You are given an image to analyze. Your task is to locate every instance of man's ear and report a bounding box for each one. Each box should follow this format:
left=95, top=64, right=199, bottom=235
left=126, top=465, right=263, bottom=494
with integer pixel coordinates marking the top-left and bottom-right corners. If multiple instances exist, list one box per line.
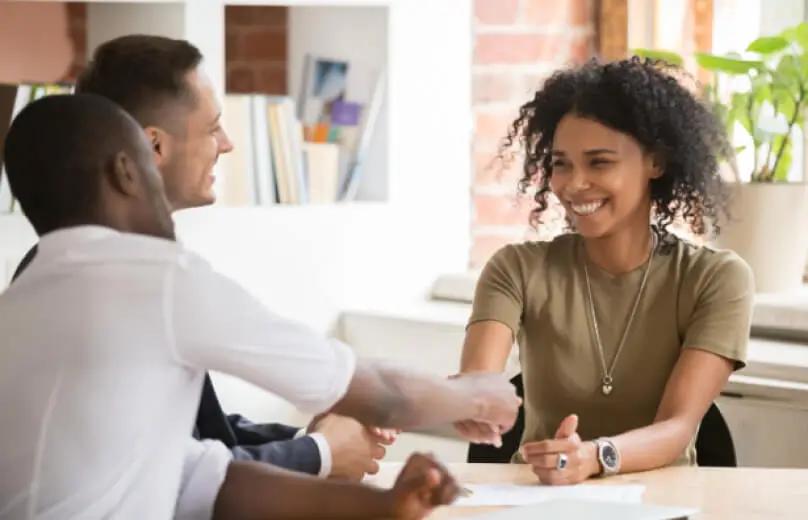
left=143, top=126, right=170, bottom=166
left=104, top=151, right=140, bottom=198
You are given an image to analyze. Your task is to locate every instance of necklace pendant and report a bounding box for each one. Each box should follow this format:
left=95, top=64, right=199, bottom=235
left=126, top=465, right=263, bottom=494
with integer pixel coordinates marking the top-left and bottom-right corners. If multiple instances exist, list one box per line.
left=601, top=382, right=613, bottom=396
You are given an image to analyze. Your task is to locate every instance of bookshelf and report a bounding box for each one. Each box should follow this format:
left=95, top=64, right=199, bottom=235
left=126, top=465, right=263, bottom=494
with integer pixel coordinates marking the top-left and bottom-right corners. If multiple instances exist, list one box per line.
left=220, top=4, right=389, bottom=206
left=3, top=0, right=473, bottom=318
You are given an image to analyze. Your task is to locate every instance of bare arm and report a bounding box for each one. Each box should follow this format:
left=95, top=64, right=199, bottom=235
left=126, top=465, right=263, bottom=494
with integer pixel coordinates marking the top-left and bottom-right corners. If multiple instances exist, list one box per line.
left=213, top=453, right=458, bottom=520
left=583, top=349, right=734, bottom=475
left=327, top=360, right=517, bottom=433
left=213, top=460, right=391, bottom=520
left=598, top=256, right=753, bottom=474
left=460, top=321, right=514, bottom=373
left=170, top=258, right=517, bottom=434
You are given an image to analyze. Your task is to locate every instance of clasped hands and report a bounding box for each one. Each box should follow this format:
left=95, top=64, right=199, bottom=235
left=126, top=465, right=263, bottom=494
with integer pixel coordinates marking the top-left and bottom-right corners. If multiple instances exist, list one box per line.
left=308, top=414, right=400, bottom=482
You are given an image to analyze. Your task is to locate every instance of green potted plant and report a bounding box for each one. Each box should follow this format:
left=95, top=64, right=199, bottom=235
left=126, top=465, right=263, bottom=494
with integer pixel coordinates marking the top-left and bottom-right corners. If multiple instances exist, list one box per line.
left=635, top=22, right=808, bottom=293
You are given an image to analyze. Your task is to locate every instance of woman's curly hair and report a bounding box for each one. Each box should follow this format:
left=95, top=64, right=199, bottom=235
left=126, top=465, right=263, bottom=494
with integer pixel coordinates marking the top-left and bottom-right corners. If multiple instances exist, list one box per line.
left=500, top=56, right=733, bottom=246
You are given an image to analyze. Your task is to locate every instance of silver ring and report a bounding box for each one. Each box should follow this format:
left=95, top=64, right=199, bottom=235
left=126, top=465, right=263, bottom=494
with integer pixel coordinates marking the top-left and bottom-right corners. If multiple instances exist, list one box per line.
left=556, top=453, right=568, bottom=471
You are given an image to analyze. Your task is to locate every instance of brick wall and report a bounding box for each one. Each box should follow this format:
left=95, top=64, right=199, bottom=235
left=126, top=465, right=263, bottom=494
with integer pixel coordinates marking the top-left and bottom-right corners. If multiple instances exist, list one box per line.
left=63, top=3, right=289, bottom=95
left=470, top=0, right=596, bottom=268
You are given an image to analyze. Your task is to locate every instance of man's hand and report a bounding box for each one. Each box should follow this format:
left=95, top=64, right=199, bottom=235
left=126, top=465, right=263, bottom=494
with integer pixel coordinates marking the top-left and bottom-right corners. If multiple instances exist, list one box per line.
left=387, top=453, right=460, bottom=519
left=450, top=372, right=521, bottom=445
left=310, top=414, right=387, bottom=482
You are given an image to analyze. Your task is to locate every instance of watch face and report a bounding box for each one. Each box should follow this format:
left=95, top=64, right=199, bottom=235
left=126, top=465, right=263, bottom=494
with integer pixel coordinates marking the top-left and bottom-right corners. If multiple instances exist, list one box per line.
left=601, top=444, right=618, bottom=468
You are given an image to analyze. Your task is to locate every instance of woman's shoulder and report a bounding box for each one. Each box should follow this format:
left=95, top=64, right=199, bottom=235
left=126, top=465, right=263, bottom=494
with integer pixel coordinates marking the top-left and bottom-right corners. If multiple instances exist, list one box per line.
left=485, top=233, right=579, bottom=272
left=666, top=233, right=754, bottom=292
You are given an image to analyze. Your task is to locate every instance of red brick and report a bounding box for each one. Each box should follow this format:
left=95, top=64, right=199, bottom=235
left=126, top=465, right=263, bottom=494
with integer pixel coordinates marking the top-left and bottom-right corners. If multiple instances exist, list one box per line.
left=227, top=67, right=257, bottom=94
left=474, top=149, right=524, bottom=185
left=475, top=0, right=520, bottom=25
left=470, top=233, right=520, bottom=268
left=257, top=65, right=287, bottom=95
left=474, top=193, right=535, bottom=227
left=225, top=32, right=243, bottom=63
left=226, top=6, right=287, bottom=28
left=566, top=33, right=593, bottom=63
left=523, top=0, right=591, bottom=27
left=475, top=71, right=551, bottom=107
left=241, top=29, right=286, bottom=62
left=473, top=72, right=517, bottom=104
left=516, top=72, right=549, bottom=99
left=475, top=109, right=518, bottom=146
left=475, top=33, right=561, bottom=65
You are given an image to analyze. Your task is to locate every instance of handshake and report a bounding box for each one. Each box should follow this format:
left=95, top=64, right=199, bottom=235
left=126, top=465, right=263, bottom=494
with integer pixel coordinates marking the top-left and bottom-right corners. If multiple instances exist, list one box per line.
left=448, top=372, right=522, bottom=447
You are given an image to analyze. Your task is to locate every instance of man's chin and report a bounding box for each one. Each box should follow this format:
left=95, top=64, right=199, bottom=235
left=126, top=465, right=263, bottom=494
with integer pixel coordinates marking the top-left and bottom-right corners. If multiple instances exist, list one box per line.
left=171, top=194, right=216, bottom=212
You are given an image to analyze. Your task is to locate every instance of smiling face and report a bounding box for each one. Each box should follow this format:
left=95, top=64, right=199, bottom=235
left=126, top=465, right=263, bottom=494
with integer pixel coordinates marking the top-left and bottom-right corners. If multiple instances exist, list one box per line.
left=148, top=67, right=234, bottom=210
left=548, top=114, right=661, bottom=239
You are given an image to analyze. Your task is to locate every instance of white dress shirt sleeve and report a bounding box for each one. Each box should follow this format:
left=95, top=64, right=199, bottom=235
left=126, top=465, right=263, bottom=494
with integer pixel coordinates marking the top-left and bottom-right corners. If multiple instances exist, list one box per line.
left=294, top=428, right=333, bottom=478
left=165, top=256, right=357, bottom=415
left=174, top=439, right=233, bottom=520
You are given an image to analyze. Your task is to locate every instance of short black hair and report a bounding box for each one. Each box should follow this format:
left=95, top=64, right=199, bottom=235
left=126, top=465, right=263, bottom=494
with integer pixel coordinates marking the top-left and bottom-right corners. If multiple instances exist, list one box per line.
left=3, top=93, right=145, bottom=235
left=75, top=34, right=203, bottom=131
left=501, top=56, right=732, bottom=246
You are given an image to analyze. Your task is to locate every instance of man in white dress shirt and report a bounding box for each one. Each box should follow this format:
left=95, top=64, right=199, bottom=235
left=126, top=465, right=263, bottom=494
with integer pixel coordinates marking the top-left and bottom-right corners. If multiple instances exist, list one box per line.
left=8, top=33, right=388, bottom=483
left=0, top=94, right=518, bottom=518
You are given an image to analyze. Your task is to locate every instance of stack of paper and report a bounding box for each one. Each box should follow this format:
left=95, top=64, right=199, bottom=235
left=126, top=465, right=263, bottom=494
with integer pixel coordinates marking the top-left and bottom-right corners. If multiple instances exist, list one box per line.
left=454, top=483, right=646, bottom=507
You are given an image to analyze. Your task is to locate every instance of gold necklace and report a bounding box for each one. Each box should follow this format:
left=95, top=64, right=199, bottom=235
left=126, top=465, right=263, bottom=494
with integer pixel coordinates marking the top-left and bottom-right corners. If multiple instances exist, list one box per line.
left=582, top=231, right=657, bottom=396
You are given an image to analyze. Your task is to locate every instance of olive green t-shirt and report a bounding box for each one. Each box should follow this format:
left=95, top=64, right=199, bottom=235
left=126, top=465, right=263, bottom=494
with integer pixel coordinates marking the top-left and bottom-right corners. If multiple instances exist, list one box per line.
left=468, top=233, right=754, bottom=466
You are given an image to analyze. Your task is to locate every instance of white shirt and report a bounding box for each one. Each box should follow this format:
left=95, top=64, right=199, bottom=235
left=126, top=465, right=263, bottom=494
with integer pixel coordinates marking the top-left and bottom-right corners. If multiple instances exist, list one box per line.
left=174, top=440, right=232, bottom=520
left=0, top=226, right=356, bottom=520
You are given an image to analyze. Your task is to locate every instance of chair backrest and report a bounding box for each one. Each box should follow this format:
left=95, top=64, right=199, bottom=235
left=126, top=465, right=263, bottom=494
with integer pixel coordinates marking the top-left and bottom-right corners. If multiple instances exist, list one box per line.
left=695, top=400, right=737, bottom=467
left=467, top=373, right=525, bottom=464
left=466, top=373, right=737, bottom=467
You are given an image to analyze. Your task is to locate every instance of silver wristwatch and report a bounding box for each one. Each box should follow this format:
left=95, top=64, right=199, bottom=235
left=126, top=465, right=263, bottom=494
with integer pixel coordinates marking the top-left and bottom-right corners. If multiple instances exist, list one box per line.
left=594, top=437, right=621, bottom=477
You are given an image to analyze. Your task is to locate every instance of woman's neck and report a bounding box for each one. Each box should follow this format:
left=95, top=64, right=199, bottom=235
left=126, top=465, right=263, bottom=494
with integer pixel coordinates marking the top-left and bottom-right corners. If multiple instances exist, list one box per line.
left=583, top=224, right=654, bottom=276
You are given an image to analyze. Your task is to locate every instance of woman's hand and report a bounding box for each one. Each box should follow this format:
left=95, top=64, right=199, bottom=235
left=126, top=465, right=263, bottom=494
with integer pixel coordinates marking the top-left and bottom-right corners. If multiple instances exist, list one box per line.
left=453, top=419, right=502, bottom=446
left=520, top=414, right=600, bottom=485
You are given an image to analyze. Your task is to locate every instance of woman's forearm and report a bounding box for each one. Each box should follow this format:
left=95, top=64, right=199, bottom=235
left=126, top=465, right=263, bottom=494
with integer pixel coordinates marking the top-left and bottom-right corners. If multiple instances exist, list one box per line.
left=587, top=418, right=693, bottom=476
left=213, top=460, right=393, bottom=519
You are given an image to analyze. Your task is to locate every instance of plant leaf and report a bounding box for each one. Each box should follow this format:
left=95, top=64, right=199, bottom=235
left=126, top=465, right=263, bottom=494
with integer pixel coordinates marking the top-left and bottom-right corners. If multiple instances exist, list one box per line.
left=746, top=36, right=790, bottom=54
left=695, top=53, right=763, bottom=74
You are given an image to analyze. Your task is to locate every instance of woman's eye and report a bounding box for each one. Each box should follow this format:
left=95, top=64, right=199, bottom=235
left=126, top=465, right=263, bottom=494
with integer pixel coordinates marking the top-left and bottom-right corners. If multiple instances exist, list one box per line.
left=591, top=159, right=611, bottom=167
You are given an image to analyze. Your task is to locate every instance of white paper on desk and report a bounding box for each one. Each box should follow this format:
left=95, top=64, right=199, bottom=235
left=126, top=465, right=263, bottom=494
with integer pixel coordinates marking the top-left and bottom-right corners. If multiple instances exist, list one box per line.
left=454, top=484, right=646, bottom=507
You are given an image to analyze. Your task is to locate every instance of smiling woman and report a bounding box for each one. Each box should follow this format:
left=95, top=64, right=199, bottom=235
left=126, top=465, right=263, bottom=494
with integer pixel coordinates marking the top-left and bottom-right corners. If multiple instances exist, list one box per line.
left=456, top=56, right=756, bottom=486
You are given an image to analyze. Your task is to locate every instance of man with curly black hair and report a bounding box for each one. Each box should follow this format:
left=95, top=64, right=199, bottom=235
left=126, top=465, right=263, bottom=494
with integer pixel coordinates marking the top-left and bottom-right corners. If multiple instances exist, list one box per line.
left=455, top=56, right=754, bottom=485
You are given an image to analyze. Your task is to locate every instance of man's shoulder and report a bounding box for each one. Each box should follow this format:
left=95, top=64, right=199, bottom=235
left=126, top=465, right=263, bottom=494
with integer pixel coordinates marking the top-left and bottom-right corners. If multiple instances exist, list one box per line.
left=83, top=233, right=212, bottom=272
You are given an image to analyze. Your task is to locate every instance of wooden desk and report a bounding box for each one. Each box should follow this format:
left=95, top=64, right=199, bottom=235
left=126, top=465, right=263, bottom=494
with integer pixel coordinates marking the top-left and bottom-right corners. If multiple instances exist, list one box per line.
left=367, top=463, right=808, bottom=519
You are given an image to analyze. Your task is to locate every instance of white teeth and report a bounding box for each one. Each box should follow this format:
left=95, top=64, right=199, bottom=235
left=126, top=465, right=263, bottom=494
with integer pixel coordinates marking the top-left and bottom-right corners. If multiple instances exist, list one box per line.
left=570, top=200, right=605, bottom=215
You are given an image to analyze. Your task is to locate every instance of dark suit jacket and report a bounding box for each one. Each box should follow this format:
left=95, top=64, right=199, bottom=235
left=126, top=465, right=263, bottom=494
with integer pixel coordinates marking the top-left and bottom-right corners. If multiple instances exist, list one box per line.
left=12, top=243, right=322, bottom=475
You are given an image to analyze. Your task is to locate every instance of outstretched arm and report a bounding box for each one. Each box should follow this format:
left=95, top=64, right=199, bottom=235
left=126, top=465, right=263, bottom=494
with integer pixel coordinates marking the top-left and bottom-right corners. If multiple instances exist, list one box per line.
left=169, top=257, right=519, bottom=438
left=327, top=360, right=513, bottom=431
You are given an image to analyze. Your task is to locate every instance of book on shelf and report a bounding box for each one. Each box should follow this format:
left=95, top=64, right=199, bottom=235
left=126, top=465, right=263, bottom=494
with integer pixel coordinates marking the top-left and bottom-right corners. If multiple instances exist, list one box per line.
left=0, top=82, right=76, bottom=214
left=220, top=54, right=385, bottom=207
left=296, top=52, right=386, bottom=202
